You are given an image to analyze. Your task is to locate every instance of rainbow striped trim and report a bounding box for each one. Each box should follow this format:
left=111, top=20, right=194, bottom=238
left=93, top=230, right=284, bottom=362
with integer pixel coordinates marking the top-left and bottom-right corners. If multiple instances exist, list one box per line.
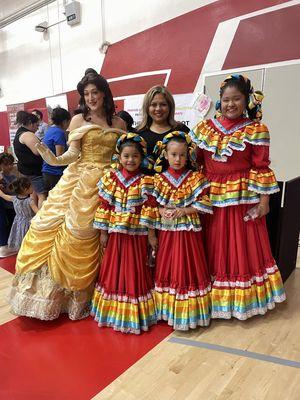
left=190, top=120, right=270, bottom=162
left=152, top=171, right=211, bottom=209
left=154, top=285, right=211, bottom=330
left=91, top=286, right=157, bottom=334
left=141, top=213, right=203, bottom=232
left=140, top=171, right=212, bottom=231
left=211, top=265, right=286, bottom=320
left=97, top=171, right=153, bottom=212
left=209, top=177, right=259, bottom=207
left=248, top=169, right=280, bottom=194
left=208, top=172, right=279, bottom=207
left=93, top=209, right=148, bottom=235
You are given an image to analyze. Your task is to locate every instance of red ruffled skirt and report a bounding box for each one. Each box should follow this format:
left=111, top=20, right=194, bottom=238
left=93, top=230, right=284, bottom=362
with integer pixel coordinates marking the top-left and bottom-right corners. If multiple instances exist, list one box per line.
left=91, top=233, right=156, bottom=334
left=203, top=204, right=286, bottom=320
left=155, top=230, right=211, bottom=330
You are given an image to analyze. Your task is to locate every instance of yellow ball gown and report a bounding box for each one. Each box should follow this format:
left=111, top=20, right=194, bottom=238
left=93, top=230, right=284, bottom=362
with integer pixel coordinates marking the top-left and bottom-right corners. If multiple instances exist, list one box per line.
left=9, top=125, right=122, bottom=320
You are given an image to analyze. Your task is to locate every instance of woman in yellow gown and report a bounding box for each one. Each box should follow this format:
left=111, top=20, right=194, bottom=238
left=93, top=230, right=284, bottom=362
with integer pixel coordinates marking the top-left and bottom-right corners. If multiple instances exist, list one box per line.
left=9, top=69, right=126, bottom=320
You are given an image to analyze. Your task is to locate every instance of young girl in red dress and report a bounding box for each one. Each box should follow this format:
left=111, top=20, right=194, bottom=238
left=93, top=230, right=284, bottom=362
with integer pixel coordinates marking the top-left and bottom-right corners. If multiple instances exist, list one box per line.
left=190, top=74, right=286, bottom=320
left=141, top=131, right=212, bottom=330
left=91, top=133, right=157, bottom=334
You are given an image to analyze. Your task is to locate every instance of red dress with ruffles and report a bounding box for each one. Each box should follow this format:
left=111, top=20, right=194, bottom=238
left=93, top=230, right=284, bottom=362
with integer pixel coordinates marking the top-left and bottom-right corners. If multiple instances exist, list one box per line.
left=91, top=168, right=156, bottom=334
left=190, top=116, right=286, bottom=320
left=141, top=167, right=212, bottom=330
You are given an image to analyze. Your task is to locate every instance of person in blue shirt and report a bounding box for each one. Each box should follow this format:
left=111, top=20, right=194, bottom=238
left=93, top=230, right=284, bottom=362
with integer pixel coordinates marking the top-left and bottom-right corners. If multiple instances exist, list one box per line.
left=42, top=107, right=71, bottom=193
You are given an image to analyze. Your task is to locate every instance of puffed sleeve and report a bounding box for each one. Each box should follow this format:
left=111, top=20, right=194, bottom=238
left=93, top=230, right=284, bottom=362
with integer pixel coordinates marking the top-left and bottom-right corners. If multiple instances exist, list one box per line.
left=140, top=177, right=161, bottom=229
left=188, top=172, right=213, bottom=214
left=248, top=137, right=279, bottom=194
left=93, top=173, right=114, bottom=230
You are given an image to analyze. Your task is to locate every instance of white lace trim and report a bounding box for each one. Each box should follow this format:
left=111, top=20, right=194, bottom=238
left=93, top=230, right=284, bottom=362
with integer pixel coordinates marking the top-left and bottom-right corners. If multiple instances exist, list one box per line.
left=157, top=314, right=210, bottom=330
left=248, top=184, right=280, bottom=195
left=8, top=266, right=92, bottom=321
left=155, top=284, right=211, bottom=299
left=94, top=285, right=155, bottom=304
left=91, top=318, right=157, bottom=335
left=212, top=265, right=281, bottom=288
left=212, top=293, right=286, bottom=321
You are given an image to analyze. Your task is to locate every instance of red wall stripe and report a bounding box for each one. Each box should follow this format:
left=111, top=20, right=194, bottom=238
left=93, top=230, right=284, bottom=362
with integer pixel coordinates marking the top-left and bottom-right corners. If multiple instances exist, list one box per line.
left=25, top=98, right=46, bottom=110
left=223, top=4, right=300, bottom=69
left=0, top=112, right=9, bottom=146
left=101, top=0, right=288, bottom=95
left=109, top=74, right=167, bottom=98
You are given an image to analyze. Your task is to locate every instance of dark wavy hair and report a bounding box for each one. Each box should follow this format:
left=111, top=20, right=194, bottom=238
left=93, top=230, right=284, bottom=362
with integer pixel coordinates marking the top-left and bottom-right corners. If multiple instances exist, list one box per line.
left=16, top=111, right=39, bottom=126
left=0, top=153, right=14, bottom=166
left=77, top=68, right=115, bottom=126
left=8, top=177, right=31, bottom=195
left=51, top=107, right=71, bottom=126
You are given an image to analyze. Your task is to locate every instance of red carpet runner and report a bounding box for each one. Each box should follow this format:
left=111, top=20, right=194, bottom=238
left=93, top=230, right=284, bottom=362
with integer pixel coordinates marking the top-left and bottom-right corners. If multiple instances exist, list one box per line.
left=0, top=257, right=172, bottom=399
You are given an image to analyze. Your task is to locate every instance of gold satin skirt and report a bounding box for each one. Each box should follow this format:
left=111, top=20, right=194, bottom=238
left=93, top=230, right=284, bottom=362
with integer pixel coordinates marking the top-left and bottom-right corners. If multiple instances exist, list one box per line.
left=9, top=161, right=104, bottom=320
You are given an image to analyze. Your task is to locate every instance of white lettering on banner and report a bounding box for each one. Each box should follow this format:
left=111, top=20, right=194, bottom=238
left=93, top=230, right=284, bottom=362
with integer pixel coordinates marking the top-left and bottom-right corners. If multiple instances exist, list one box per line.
left=6, top=103, right=24, bottom=147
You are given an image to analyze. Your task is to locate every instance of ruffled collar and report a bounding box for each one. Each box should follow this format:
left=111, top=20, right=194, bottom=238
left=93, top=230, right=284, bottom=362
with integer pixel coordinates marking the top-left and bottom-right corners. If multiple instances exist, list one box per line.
left=211, top=116, right=252, bottom=135
left=167, top=166, right=187, bottom=179
left=116, top=167, right=142, bottom=189
left=189, top=119, right=269, bottom=162
left=120, top=167, right=141, bottom=180
left=162, top=168, right=191, bottom=188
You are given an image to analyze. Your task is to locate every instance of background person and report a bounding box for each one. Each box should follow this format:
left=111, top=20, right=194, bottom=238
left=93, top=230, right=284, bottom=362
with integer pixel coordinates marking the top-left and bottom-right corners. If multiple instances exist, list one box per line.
left=32, top=109, right=48, bottom=140
left=42, top=107, right=71, bottom=193
left=137, top=85, right=189, bottom=160
left=0, top=177, right=38, bottom=251
left=13, top=111, right=47, bottom=208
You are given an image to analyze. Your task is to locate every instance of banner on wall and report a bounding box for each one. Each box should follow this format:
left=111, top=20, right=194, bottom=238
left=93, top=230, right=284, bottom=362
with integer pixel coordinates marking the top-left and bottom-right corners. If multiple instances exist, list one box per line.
left=124, top=93, right=211, bottom=130
left=6, top=103, right=25, bottom=146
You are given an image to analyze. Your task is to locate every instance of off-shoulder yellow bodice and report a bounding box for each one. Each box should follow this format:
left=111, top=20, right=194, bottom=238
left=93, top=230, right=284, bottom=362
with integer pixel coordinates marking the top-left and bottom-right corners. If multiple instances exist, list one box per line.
left=79, top=128, right=120, bottom=166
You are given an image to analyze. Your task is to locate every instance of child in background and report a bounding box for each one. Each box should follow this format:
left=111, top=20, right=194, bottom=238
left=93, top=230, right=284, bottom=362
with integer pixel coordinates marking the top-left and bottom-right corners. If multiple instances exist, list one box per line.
left=141, top=131, right=212, bottom=331
left=0, top=177, right=38, bottom=251
left=0, top=153, right=17, bottom=257
left=190, top=74, right=286, bottom=320
left=91, top=133, right=157, bottom=334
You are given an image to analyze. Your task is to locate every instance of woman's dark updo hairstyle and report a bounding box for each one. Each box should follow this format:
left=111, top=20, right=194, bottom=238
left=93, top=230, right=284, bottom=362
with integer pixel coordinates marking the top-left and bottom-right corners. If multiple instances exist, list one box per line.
left=77, top=68, right=115, bottom=126
left=8, top=177, right=31, bottom=195
left=117, top=111, right=135, bottom=132
left=16, top=111, right=39, bottom=126
left=51, top=107, right=71, bottom=126
left=220, top=75, right=257, bottom=120
left=119, top=139, right=144, bottom=158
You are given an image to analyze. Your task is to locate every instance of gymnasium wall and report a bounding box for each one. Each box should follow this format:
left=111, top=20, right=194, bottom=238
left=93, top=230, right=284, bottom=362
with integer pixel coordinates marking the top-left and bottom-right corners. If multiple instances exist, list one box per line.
left=0, top=0, right=299, bottom=155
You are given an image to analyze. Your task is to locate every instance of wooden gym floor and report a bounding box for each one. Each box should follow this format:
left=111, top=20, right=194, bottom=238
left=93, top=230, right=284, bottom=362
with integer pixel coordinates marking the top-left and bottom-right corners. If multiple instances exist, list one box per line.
left=0, top=255, right=299, bottom=400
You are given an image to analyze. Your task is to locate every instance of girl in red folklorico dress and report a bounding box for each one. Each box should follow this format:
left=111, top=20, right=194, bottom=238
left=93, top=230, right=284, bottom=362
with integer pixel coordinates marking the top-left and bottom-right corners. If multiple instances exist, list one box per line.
left=141, top=131, right=213, bottom=330
left=91, top=133, right=157, bottom=334
left=190, top=74, right=286, bottom=320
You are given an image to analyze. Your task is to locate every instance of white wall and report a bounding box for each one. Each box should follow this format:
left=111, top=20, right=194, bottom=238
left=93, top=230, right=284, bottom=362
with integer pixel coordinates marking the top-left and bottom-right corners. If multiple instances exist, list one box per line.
left=0, top=0, right=217, bottom=110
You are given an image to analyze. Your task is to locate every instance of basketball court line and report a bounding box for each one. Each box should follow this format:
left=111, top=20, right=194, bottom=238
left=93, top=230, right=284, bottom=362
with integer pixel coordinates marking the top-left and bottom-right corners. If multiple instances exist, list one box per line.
left=168, top=336, right=300, bottom=369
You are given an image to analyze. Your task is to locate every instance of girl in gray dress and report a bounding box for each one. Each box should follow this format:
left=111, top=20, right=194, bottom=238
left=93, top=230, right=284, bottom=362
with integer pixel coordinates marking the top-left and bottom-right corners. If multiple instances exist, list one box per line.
left=0, top=178, right=38, bottom=251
